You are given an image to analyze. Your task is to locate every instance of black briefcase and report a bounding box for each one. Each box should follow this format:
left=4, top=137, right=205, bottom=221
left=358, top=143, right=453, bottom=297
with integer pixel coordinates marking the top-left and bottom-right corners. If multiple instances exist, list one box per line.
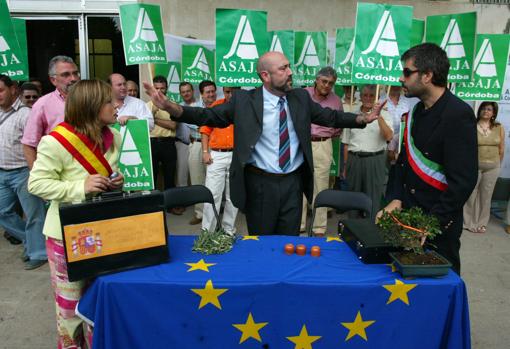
left=59, top=190, right=169, bottom=282
left=338, top=218, right=398, bottom=264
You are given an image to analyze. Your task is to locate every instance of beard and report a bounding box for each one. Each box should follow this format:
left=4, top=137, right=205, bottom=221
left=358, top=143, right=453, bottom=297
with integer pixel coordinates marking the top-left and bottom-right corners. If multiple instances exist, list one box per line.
left=401, top=82, right=423, bottom=99
left=271, top=76, right=293, bottom=93
left=62, top=80, right=77, bottom=94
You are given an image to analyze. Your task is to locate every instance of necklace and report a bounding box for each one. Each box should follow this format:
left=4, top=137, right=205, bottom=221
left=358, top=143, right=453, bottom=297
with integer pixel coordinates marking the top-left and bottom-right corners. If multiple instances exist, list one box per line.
left=477, top=123, right=491, bottom=136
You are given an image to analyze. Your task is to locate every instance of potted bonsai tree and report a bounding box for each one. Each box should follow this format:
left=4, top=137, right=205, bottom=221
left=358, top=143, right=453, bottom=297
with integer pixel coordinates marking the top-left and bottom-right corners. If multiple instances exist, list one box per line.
left=377, top=207, right=451, bottom=277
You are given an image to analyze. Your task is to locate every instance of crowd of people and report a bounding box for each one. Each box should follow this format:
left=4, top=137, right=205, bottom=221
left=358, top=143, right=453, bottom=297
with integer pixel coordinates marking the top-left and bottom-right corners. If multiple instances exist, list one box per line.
left=0, top=43, right=508, bottom=347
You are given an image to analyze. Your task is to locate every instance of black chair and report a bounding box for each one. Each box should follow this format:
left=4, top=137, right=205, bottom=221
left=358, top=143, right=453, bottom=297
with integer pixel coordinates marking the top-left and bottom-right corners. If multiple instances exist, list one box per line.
left=307, top=189, right=372, bottom=237
left=163, top=185, right=220, bottom=231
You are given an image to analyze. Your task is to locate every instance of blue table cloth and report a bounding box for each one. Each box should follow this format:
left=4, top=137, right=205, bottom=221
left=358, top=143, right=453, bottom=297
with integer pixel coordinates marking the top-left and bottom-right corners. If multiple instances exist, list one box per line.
left=77, top=235, right=470, bottom=349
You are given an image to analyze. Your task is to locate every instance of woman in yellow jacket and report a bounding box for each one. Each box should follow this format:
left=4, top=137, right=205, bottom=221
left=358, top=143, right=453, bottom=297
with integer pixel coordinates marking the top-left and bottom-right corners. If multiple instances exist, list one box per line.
left=28, top=79, right=124, bottom=348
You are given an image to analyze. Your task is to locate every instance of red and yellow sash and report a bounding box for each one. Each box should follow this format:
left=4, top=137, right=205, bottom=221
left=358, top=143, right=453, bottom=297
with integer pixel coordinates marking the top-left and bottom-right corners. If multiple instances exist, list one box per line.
left=50, top=122, right=113, bottom=177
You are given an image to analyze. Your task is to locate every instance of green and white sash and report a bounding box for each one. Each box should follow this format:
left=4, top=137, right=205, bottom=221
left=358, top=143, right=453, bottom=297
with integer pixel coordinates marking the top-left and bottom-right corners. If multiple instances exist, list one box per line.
left=403, top=107, right=448, bottom=191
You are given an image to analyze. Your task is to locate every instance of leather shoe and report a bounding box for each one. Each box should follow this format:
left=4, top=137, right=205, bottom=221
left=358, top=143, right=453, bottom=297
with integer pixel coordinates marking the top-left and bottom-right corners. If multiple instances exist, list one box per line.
left=189, top=216, right=202, bottom=225
left=4, top=231, right=22, bottom=245
left=24, top=259, right=47, bottom=270
left=505, top=225, right=510, bottom=234
left=169, top=207, right=184, bottom=215
left=20, top=250, right=29, bottom=262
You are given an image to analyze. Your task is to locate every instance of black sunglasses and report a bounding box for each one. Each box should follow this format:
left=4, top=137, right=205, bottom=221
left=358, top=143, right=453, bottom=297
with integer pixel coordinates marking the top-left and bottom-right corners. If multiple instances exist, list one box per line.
left=23, top=95, right=39, bottom=100
left=402, top=68, right=419, bottom=77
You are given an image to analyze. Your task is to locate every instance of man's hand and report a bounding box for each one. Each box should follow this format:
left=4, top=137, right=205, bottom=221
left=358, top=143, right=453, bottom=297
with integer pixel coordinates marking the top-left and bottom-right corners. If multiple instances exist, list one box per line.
left=375, top=199, right=402, bottom=223
left=117, top=115, right=137, bottom=126
left=364, top=100, right=388, bottom=124
left=202, top=151, right=213, bottom=165
left=143, top=82, right=184, bottom=117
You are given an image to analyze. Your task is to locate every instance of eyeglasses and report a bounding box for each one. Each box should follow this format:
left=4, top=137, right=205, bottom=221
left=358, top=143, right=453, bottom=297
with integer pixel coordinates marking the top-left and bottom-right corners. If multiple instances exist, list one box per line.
left=23, top=95, right=39, bottom=100
left=317, top=78, right=335, bottom=87
left=402, top=68, right=419, bottom=77
left=53, top=71, right=81, bottom=79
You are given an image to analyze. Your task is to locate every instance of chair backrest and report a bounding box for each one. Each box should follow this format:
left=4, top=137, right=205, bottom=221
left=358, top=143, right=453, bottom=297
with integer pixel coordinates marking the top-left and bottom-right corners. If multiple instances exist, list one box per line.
left=307, top=189, right=373, bottom=236
left=314, top=189, right=372, bottom=215
left=163, top=185, right=220, bottom=231
left=163, top=185, right=215, bottom=209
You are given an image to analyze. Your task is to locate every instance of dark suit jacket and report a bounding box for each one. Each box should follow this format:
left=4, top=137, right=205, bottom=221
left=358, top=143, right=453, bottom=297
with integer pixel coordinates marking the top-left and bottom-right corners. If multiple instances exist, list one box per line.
left=176, top=87, right=364, bottom=211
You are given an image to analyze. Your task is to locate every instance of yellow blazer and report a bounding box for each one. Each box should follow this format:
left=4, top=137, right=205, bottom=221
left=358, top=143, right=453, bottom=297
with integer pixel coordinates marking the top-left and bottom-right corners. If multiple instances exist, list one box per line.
left=28, top=128, right=122, bottom=240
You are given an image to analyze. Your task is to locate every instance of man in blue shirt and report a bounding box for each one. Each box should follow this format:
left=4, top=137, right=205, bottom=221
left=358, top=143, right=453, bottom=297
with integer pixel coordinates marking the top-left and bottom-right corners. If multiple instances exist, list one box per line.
left=144, top=52, right=385, bottom=236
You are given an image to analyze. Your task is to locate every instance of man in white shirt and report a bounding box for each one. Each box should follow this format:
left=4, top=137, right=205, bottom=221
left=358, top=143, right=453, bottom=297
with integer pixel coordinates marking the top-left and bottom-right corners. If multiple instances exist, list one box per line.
left=108, top=73, right=154, bottom=130
left=342, top=85, right=393, bottom=219
left=383, top=86, right=410, bottom=163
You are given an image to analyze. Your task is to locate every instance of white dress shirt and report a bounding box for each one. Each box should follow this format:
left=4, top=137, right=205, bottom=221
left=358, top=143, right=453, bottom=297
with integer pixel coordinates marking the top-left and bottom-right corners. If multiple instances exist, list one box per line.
left=116, top=95, right=154, bottom=130
left=248, top=87, right=303, bottom=174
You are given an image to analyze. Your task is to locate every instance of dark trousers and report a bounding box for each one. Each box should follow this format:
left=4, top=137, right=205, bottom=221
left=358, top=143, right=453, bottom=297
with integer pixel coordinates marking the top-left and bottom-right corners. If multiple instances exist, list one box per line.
left=429, top=215, right=462, bottom=275
left=244, top=167, right=303, bottom=236
left=150, top=137, right=177, bottom=190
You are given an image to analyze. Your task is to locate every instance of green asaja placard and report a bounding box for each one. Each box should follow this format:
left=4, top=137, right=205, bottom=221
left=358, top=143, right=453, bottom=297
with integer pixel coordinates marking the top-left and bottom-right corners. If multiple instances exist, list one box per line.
left=112, top=120, right=154, bottom=191
left=425, top=12, right=476, bottom=83
left=119, top=3, right=167, bottom=65
left=334, top=28, right=355, bottom=86
left=352, top=3, right=413, bottom=86
left=154, top=61, right=183, bottom=103
left=410, top=19, right=424, bottom=47
left=182, top=45, right=215, bottom=84
left=294, top=31, right=327, bottom=86
left=268, top=30, right=294, bottom=64
left=216, top=8, right=268, bottom=87
left=454, top=34, right=510, bottom=101
left=0, top=0, right=28, bottom=79
left=10, top=18, right=28, bottom=81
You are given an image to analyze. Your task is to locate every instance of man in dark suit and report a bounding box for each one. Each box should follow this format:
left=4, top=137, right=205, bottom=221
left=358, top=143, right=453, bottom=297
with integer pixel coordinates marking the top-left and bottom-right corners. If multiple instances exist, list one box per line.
left=144, top=52, right=385, bottom=236
left=380, top=43, right=477, bottom=274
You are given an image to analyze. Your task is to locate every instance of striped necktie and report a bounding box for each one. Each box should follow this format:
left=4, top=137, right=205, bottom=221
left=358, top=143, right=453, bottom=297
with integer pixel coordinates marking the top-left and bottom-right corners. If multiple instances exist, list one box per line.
left=278, top=97, right=291, bottom=171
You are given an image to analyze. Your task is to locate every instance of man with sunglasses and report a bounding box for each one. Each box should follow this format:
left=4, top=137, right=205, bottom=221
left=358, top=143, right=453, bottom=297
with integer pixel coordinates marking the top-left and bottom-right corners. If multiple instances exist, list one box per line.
left=22, top=55, right=81, bottom=168
left=380, top=43, right=477, bottom=274
left=20, top=83, right=40, bottom=108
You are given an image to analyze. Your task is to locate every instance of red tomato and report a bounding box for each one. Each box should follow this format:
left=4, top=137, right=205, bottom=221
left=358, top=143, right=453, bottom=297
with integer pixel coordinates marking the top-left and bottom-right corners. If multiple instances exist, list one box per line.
left=311, top=246, right=321, bottom=257
left=284, top=243, right=295, bottom=255
left=296, top=244, right=306, bottom=256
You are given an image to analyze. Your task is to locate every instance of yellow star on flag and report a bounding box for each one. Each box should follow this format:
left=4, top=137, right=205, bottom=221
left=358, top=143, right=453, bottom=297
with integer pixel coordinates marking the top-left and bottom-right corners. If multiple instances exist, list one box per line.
left=190, top=279, right=228, bottom=309
left=286, top=324, right=321, bottom=349
left=326, top=236, right=343, bottom=243
left=341, top=311, right=375, bottom=341
left=386, top=263, right=397, bottom=273
left=382, top=279, right=418, bottom=305
left=232, top=312, right=268, bottom=344
left=185, top=259, right=216, bottom=272
left=242, top=235, right=259, bottom=240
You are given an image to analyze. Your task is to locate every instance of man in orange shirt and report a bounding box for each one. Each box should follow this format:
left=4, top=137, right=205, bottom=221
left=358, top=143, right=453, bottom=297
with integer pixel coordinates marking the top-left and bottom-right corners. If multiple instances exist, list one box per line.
left=200, top=87, right=239, bottom=235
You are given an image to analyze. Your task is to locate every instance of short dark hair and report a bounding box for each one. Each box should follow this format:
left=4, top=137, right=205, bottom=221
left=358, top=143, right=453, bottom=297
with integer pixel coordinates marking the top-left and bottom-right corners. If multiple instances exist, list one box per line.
left=179, top=81, right=193, bottom=92
left=153, top=75, right=167, bottom=86
left=316, top=66, right=337, bottom=80
left=401, top=43, right=450, bottom=88
left=477, top=101, right=499, bottom=128
left=198, top=80, right=216, bottom=94
left=20, top=82, right=40, bottom=94
left=0, top=74, right=14, bottom=87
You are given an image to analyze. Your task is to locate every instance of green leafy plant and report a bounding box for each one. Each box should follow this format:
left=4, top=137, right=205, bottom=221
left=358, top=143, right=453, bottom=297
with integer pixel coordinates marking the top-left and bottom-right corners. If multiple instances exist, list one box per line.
left=377, top=207, right=441, bottom=254
left=192, top=228, right=237, bottom=255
